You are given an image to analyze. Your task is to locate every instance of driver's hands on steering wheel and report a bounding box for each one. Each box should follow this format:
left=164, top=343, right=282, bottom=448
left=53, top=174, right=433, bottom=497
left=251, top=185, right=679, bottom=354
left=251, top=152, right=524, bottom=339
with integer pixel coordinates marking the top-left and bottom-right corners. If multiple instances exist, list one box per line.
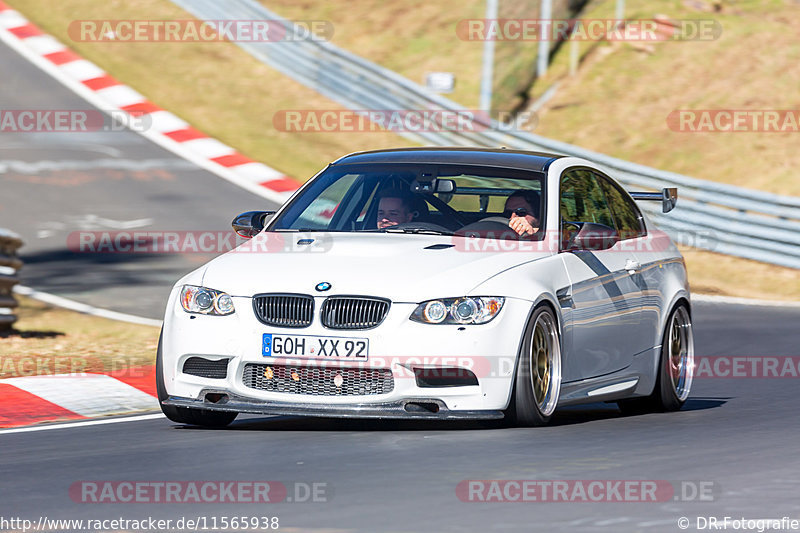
left=509, top=216, right=538, bottom=237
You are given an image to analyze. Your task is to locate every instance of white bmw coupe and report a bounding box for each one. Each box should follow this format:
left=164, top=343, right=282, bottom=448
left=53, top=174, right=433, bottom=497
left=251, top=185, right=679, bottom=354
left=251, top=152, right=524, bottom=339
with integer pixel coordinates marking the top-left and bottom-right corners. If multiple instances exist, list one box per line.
left=157, top=148, right=693, bottom=427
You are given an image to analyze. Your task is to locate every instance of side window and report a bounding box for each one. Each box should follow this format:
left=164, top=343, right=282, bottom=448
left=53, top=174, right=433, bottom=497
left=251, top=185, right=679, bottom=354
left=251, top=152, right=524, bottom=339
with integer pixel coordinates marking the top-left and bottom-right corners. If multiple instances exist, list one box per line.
left=560, top=169, right=614, bottom=227
left=596, top=175, right=646, bottom=240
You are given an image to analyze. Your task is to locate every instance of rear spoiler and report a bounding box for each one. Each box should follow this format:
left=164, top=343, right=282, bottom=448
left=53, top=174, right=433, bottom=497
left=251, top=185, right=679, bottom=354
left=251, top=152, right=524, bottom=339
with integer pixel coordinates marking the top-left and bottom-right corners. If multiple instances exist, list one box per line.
left=630, top=188, right=678, bottom=213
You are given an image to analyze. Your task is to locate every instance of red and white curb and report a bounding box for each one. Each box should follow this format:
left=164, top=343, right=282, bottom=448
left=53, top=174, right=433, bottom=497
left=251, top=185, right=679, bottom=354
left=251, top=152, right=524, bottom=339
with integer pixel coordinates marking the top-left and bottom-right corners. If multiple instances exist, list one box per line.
left=2, top=288, right=163, bottom=428
left=0, top=1, right=301, bottom=204
left=0, top=2, right=292, bottom=428
left=0, top=367, right=158, bottom=428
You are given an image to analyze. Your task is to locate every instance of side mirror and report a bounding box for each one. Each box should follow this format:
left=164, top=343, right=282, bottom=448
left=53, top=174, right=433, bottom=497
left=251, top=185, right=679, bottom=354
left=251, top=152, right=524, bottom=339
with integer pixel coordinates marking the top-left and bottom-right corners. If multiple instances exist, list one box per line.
left=232, top=210, right=275, bottom=238
left=565, top=222, right=619, bottom=251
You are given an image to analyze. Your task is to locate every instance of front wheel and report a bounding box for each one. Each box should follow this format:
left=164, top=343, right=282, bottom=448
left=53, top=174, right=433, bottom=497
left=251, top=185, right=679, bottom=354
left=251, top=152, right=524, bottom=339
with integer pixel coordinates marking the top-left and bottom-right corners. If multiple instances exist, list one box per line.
left=618, top=304, right=694, bottom=414
left=508, top=306, right=562, bottom=427
left=156, top=332, right=237, bottom=428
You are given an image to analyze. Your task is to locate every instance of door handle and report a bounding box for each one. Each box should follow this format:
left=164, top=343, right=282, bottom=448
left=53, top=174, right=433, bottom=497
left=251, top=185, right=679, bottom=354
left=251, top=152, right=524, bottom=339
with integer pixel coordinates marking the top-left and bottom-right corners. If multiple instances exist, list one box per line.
left=625, top=259, right=641, bottom=275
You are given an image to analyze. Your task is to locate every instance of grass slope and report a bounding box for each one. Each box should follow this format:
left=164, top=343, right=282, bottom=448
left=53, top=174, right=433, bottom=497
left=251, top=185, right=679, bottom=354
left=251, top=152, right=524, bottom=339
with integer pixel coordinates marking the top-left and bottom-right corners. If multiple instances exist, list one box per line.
left=7, top=0, right=798, bottom=300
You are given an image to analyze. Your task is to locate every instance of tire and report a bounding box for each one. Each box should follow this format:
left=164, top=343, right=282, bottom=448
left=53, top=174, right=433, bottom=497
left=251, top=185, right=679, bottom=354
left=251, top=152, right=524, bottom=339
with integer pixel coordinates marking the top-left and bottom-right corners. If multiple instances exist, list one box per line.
left=507, top=306, right=562, bottom=427
left=618, top=304, right=694, bottom=414
left=156, top=331, right=237, bottom=428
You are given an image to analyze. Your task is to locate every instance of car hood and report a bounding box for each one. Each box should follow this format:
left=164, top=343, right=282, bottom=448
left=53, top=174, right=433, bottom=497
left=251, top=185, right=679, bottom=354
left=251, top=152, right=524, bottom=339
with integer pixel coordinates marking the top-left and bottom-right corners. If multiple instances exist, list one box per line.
left=201, top=231, right=553, bottom=302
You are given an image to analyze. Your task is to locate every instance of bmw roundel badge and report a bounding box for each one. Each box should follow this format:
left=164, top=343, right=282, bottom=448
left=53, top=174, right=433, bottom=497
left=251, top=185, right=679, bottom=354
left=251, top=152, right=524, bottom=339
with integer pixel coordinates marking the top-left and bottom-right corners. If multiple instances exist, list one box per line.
left=315, top=281, right=332, bottom=292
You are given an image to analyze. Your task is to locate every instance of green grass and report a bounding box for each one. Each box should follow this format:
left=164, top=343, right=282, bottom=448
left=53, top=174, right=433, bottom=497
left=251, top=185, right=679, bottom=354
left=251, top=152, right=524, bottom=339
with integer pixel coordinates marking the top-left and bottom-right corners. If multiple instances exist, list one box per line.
left=270, top=0, right=800, bottom=195
left=0, top=296, right=159, bottom=377
left=527, top=0, right=800, bottom=195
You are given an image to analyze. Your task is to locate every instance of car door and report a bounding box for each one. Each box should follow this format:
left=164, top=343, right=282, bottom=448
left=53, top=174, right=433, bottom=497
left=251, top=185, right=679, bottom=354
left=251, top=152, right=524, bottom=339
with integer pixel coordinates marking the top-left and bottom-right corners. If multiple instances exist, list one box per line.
left=558, top=168, right=644, bottom=382
left=595, top=172, right=658, bottom=356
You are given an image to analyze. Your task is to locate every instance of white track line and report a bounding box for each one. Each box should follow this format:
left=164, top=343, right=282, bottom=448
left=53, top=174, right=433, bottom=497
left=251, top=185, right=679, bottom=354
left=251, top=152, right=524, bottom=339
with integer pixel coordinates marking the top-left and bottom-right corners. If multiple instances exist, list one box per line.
left=693, top=293, right=800, bottom=308
left=13, top=285, right=163, bottom=327
left=0, top=413, right=166, bottom=435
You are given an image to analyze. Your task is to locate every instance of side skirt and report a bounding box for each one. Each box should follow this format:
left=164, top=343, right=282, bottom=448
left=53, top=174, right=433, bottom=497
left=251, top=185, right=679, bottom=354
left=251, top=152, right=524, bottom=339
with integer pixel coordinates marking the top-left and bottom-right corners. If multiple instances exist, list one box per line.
left=558, top=346, right=660, bottom=405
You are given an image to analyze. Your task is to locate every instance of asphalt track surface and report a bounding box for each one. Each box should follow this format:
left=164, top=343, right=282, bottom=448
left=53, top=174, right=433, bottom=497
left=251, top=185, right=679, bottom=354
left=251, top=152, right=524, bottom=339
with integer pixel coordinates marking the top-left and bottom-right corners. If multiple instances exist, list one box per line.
left=0, top=38, right=281, bottom=320
left=2, top=25, right=800, bottom=533
left=1, top=301, right=799, bottom=532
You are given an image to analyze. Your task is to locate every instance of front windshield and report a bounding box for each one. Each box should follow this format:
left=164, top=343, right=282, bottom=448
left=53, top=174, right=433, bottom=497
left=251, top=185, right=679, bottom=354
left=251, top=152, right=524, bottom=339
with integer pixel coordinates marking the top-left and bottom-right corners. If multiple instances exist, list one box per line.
left=269, top=163, right=546, bottom=240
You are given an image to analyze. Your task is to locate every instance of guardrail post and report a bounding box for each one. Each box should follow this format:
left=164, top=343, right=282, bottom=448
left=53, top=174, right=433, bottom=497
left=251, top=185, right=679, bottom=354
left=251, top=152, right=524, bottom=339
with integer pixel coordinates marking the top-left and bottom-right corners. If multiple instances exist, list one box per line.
left=0, top=229, right=23, bottom=331
left=616, top=0, right=626, bottom=21
left=479, top=0, right=498, bottom=112
left=537, top=0, right=553, bottom=77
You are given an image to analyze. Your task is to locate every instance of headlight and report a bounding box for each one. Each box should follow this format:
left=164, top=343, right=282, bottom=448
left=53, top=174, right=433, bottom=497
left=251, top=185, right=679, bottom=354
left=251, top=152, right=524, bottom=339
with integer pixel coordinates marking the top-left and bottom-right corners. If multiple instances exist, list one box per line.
left=411, top=297, right=504, bottom=325
left=180, top=285, right=236, bottom=316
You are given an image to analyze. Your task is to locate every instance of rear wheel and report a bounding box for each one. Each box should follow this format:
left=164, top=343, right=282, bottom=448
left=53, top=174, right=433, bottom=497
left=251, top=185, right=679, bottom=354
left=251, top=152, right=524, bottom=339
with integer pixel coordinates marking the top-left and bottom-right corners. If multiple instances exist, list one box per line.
left=618, top=304, right=694, bottom=414
left=156, top=332, right=237, bottom=428
left=508, top=306, right=562, bottom=427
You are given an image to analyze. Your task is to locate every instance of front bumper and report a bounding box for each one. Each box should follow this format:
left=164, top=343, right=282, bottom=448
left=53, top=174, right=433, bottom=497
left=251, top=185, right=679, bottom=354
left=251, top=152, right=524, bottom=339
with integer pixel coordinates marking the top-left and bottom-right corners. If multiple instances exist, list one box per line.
left=162, top=295, right=532, bottom=413
left=163, top=390, right=504, bottom=420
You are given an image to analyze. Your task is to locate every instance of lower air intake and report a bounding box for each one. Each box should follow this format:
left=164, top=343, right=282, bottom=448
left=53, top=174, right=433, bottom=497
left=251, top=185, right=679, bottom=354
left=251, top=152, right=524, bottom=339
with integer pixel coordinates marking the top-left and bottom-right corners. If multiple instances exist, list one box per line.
left=182, top=357, right=229, bottom=379
left=242, top=363, right=394, bottom=396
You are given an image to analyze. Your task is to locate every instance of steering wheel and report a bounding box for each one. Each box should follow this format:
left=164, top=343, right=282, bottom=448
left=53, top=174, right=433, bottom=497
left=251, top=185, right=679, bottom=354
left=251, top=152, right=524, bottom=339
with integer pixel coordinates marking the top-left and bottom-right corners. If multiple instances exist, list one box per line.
left=454, top=217, right=521, bottom=240
left=382, top=221, right=454, bottom=233
left=479, top=216, right=511, bottom=225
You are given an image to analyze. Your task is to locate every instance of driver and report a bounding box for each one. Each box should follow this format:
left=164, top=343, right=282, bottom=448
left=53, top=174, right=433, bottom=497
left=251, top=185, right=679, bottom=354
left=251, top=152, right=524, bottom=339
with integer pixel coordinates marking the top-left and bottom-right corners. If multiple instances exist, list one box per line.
left=376, top=189, right=416, bottom=229
left=504, top=190, right=541, bottom=237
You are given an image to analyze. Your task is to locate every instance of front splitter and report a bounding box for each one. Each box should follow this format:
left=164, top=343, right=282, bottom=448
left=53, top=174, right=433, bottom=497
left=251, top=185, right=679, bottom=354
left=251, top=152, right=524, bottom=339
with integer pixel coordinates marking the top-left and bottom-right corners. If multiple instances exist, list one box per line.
left=163, top=390, right=505, bottom=420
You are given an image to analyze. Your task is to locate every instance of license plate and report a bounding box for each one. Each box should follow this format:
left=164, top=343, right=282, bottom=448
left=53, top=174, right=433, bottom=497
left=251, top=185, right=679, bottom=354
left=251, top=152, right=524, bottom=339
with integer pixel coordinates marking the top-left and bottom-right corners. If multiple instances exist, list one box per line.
left=262, top=333, right=369, bottom=360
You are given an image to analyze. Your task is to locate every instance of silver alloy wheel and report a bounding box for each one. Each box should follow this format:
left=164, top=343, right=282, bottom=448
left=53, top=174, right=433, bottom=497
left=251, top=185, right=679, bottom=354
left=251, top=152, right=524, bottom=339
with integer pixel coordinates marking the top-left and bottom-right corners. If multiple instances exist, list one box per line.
left=529, top=311, right=561, bottom=416
left=668, top=306, right=694, bottom=402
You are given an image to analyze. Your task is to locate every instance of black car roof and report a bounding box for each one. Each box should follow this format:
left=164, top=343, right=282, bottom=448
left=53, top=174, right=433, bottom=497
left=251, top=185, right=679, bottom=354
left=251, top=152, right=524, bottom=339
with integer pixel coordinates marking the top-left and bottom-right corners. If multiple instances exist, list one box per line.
left=331, top=147, right=564, bottom=173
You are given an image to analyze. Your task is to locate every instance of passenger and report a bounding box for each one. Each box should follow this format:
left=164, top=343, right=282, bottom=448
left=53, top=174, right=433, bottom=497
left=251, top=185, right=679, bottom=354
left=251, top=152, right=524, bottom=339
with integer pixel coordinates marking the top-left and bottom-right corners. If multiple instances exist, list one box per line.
left=376, top=189, right=415, bottom=229
left=504, top=190, right=541, bottom=237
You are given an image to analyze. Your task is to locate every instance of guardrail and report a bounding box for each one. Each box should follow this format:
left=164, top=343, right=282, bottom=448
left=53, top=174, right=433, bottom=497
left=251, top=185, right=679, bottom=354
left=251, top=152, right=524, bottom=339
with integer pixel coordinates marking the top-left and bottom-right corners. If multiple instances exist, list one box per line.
left=0, top=228, right=23, bottom=330
left=171, top=0, right=800, bottom=269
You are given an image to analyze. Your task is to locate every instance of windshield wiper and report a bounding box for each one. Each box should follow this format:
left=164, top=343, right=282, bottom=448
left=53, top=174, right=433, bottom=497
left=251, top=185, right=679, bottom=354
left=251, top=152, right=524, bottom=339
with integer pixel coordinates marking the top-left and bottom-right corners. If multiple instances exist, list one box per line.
left=383, top=228, right=454, bottom=236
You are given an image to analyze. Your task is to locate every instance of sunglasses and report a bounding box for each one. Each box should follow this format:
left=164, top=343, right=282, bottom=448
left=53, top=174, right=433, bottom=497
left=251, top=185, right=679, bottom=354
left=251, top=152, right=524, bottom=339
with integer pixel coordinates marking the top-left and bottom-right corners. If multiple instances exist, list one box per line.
left=503, top=207, right=530, bottom=218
